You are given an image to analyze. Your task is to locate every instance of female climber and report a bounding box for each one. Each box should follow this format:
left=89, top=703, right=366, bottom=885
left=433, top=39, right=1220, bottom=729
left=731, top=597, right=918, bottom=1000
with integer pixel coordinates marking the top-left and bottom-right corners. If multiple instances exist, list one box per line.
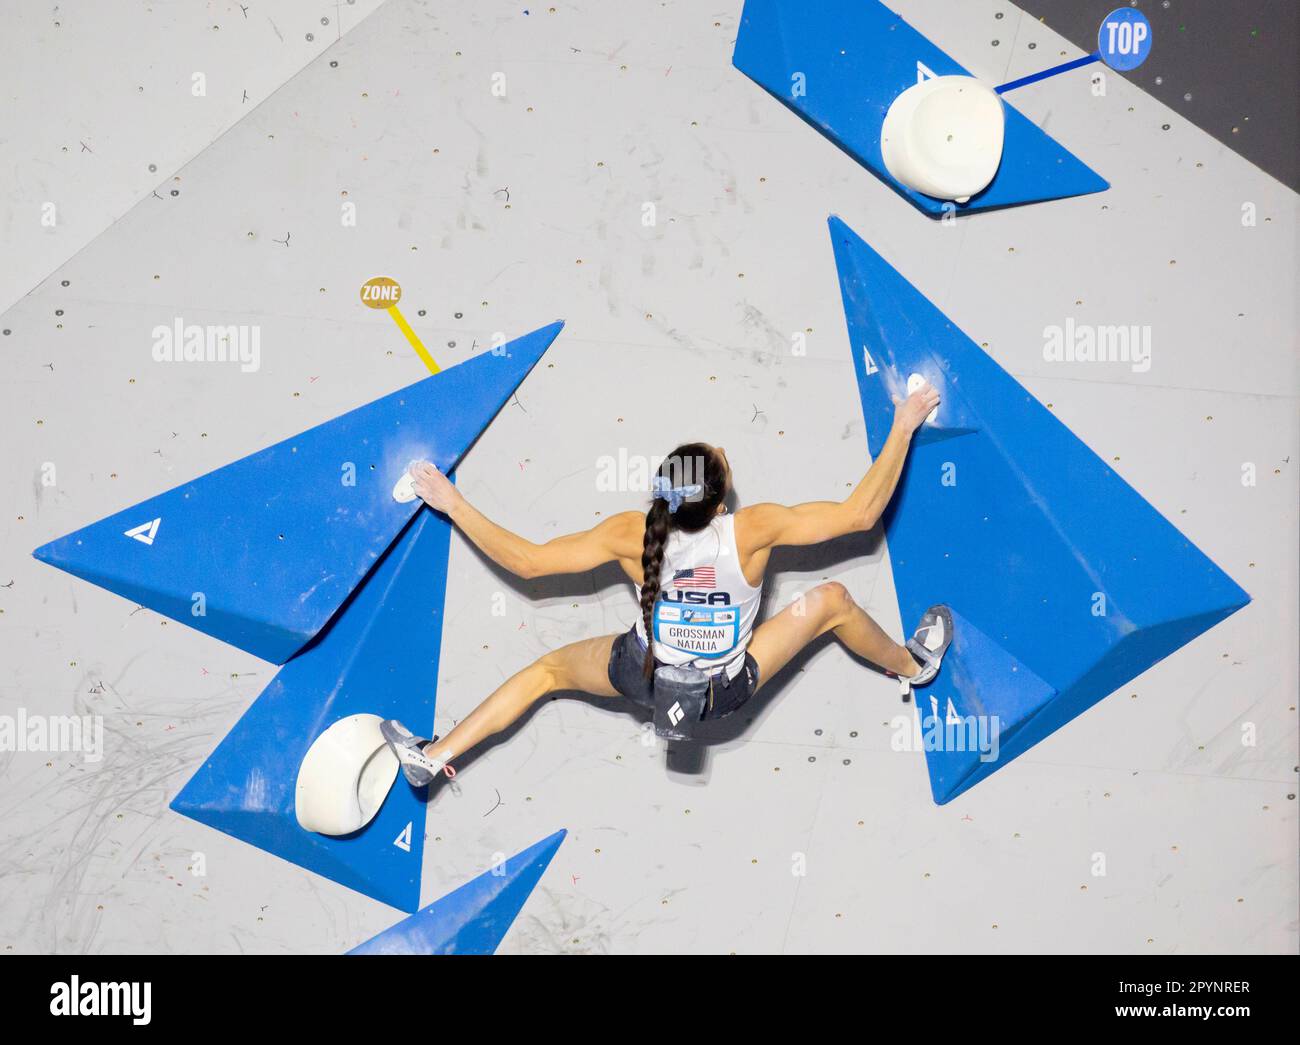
left=381, top=381, right=952, bottom=785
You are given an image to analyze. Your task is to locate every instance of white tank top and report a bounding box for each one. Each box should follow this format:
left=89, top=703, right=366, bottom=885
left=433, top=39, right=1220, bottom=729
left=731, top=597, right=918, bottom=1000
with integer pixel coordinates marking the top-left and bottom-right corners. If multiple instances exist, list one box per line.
left=633, top=514, right=763, bottom=679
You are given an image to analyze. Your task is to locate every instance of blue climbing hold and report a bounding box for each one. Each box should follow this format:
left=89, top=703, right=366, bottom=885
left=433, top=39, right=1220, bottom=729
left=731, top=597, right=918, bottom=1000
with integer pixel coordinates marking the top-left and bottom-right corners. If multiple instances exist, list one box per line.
left=349, top=830, right=567, bottom=953
left=830, top=216, right=1249, bottom=802
left=733, top=0, right=1109, bottom=215
left=33, top=321, right=563, bottom=665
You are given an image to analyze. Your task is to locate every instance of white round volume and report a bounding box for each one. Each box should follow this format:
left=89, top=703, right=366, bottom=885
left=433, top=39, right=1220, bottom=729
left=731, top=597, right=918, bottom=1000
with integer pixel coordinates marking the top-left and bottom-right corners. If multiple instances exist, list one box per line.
left=881, top=75, right=1005, bottom=203
left=295, top=714, right=400, bottom=836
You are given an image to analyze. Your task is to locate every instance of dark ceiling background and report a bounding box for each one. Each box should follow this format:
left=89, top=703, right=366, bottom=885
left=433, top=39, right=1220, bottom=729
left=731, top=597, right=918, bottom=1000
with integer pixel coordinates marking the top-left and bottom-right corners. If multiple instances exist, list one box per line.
left=1018, top=0, right=1298, bottom=190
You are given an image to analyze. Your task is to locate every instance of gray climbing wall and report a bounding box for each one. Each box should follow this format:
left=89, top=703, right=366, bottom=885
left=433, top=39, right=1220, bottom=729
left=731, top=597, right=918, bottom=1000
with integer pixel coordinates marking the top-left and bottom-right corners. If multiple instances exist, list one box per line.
left=0, top=0, right=1295, bottom=954
left=0, top=0, right=388, bottom=317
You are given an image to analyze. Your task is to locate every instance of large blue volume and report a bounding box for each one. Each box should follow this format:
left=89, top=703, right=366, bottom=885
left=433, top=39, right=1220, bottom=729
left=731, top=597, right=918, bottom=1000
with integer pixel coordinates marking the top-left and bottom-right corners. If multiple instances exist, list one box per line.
left=33, top=322, right=564, bottom=664
left=170, top=504, right=452, bottom=911
left=349, top=830, right=567, bottom=954
left=829, top=217, right=1248, bottom=802
left=733, top=0, right=1108, bottom=215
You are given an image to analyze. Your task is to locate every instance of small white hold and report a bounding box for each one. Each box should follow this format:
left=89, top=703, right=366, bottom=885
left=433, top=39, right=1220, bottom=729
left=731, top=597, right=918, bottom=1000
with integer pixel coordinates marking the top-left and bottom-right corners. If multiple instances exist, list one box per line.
left=392, top=467, right=418, bottom=503
left=908, top=372, right=940, bottom=424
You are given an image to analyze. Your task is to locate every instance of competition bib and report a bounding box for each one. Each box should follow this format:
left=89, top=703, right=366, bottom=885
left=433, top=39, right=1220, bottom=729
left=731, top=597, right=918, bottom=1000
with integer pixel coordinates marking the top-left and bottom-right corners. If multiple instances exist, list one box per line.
left=653, top=603, right=738, bottom=660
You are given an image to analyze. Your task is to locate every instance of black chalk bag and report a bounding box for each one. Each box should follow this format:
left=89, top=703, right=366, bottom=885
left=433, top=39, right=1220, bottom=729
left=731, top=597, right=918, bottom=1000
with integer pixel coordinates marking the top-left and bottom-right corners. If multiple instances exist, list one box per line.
left=652, top=663, right=709, bottom=741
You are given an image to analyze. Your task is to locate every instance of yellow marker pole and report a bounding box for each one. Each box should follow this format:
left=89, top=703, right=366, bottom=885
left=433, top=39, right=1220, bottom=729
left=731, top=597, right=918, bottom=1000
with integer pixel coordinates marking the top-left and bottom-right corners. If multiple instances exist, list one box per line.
left=360, top=276, right=440, bottom=375
left=387, top=305, right=440, bottom=375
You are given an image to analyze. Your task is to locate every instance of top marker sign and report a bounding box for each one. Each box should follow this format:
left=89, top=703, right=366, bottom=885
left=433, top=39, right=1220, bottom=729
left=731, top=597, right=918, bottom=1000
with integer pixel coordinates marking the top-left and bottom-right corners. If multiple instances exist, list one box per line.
left=1098, top=8, right=1153, bottom=71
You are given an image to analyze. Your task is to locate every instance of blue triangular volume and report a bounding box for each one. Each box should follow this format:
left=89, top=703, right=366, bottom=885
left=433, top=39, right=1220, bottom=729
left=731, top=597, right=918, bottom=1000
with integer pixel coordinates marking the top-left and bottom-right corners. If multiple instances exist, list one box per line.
left=33, top=322, right=563, bottom=664
left=914, top=609, right=1057, bottom=803
left=348, top=830, right=567, bottom=954
left=733, top=0, right=1108, bottom=216
left=171, top=503, right=452, bottom=911
left=830, top=217, right=1249, bottom=802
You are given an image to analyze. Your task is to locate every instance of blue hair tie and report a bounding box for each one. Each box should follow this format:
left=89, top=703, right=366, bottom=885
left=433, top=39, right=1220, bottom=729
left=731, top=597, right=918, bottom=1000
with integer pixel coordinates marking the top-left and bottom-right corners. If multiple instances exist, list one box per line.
left=651, top=475, right=703, bottom=514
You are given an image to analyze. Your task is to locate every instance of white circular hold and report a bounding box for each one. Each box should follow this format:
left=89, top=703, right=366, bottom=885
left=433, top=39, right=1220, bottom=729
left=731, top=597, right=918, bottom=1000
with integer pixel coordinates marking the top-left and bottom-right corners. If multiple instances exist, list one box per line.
left=881, top=75, right=1005, bottom=203
left=392, top=470, right=418, bottom=503
left=295, top=713, right=400, bottom=836
left=907, top=372, right=939, bottom=425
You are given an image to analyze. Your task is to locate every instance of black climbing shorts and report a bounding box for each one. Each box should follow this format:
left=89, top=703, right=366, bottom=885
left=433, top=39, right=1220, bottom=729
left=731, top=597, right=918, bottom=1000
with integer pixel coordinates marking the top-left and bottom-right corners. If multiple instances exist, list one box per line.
left=606, top=627, right=760, bottom=721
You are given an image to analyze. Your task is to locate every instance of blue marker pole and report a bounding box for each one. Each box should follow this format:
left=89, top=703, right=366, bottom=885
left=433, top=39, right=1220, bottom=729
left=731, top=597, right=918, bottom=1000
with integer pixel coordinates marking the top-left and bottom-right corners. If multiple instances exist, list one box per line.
left=995, top=53, right=1101, bottom=94
left=996, top=8, right=1152, bottom=94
